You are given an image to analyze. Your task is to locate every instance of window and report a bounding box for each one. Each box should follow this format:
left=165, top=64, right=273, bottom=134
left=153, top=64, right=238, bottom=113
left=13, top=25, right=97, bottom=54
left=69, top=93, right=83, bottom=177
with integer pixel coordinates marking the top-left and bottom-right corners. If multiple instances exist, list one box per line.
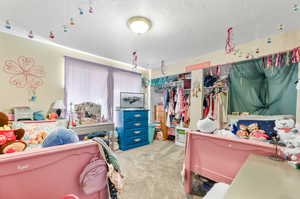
left=65, top=57, right=109, bottom=117
left=113, top=70, right=142, bottom=121
left=65, top=57, right=142, bottom=122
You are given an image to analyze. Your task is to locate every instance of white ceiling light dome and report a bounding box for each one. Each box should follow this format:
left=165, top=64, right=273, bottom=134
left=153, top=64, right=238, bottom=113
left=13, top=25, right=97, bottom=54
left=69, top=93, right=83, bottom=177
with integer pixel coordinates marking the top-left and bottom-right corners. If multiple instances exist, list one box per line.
left=127, top=16, right=152, bottom=34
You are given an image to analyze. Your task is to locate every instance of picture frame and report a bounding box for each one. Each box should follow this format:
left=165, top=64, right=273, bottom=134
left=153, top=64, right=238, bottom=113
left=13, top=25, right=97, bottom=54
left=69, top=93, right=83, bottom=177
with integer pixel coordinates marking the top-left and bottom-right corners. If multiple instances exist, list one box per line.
left=120, top=92, right=145, bottom=109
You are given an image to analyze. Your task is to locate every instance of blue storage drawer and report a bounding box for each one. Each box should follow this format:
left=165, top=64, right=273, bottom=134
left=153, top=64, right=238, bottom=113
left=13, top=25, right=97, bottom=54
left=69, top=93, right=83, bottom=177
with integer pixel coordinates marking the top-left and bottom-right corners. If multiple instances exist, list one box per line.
left=125, top=128, right=147, bottom=138
left=124, top=111, right=148, bottom=122
left=125, top=120, right=148, bottom=130
left=116, top=109, right=149, bottom=151
left=125, top=134, right=148, bottom=146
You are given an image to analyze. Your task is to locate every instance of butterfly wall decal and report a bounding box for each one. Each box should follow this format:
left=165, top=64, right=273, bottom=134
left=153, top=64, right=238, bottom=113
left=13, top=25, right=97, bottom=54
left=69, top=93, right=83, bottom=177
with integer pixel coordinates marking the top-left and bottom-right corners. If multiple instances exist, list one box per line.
left=3, top=56, right=45, bottom=89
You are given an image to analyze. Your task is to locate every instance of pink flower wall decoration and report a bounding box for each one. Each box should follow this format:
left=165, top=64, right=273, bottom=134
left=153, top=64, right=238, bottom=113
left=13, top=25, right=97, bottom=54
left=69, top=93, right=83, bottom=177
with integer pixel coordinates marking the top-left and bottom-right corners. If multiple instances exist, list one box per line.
left=3, top=56, right=45, bottom=89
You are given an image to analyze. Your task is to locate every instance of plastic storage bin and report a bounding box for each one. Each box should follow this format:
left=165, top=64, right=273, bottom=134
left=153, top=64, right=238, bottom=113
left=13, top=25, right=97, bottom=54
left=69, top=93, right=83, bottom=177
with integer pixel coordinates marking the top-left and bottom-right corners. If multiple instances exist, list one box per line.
left=148, top=123, right=157, bottom=143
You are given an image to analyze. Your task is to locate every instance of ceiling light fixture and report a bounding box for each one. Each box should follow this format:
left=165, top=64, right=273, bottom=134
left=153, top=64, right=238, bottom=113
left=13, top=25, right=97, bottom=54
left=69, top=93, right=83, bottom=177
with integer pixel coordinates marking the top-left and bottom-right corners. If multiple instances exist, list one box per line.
left=127, top=16, right=152, bottom=34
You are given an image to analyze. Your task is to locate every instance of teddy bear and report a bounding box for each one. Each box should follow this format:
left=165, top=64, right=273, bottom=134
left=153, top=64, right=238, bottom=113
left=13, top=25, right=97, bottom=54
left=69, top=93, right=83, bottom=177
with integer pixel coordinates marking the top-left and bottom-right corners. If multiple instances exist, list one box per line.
left=236, top=124, right=249, bottom=138
left=0, top=112, right=27, bottom=154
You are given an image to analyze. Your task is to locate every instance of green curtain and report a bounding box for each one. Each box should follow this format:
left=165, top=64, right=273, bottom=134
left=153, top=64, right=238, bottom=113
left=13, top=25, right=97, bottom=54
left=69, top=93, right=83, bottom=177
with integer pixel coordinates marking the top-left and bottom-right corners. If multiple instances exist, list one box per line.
left=229, top=58, right=298, bottom=116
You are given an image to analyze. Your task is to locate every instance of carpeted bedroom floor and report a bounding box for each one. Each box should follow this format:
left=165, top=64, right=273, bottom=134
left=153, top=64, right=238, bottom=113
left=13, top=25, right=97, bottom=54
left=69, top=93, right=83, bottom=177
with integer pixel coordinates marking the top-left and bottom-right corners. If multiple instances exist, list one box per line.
left=117, top=141, right=201, bottom=199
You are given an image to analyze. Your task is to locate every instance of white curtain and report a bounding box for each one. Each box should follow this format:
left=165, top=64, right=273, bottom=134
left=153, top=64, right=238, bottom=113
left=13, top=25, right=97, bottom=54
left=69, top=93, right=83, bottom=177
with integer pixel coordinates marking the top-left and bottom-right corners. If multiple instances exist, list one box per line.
left=65, top=57, right=108, bottom=117
left=113, top=70, right=142, bottom=121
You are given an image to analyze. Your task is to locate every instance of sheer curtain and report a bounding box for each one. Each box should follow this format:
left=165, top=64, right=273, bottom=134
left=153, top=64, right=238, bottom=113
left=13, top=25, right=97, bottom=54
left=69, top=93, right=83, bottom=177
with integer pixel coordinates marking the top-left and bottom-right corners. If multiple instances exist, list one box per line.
left=113, top=70, right=142, bottom=121
left=65, top=57, right=109, bottom=117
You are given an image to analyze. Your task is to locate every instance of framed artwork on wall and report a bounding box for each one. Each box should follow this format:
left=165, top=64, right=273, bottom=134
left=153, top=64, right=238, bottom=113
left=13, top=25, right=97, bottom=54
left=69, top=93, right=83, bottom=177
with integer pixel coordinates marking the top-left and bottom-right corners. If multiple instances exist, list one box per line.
left=120, top=92, right=144, bottom=109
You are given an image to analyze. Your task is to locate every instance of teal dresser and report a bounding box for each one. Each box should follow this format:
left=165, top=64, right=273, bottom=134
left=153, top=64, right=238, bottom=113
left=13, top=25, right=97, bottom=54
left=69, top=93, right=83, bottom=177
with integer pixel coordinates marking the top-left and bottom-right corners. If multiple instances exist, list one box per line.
left=116, top=109, right=149, bottom=150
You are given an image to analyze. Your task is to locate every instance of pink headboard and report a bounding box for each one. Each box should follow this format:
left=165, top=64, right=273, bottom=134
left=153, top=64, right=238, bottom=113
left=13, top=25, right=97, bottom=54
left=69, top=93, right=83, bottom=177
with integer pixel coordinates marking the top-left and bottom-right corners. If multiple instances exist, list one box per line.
left=0, top=141, right=108, bottom=199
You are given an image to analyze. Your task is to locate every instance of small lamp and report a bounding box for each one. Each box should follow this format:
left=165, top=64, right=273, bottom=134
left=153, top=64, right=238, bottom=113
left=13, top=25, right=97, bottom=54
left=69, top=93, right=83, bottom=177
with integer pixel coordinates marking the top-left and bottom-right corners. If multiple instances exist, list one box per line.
left=53, top=100, right=65, bottom=118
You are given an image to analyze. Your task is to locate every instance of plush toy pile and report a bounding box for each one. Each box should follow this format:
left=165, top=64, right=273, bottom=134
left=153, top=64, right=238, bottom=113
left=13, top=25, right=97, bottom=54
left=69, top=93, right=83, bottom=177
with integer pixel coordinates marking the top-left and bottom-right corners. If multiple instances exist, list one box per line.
left=236, top=123, right=270, bottom=141
left=0, top=112, right=27, bottom=154
left=274, top=118, right=300, bottom=168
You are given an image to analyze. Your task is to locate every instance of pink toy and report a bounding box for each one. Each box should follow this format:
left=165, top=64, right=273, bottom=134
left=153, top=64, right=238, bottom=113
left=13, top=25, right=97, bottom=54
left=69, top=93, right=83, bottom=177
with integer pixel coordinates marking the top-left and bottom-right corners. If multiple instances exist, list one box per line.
left=0, top=142, right=108, bottom=199
left=250, top=129, right=269, bottom=140
left=184, top=132, right=279, bottom=194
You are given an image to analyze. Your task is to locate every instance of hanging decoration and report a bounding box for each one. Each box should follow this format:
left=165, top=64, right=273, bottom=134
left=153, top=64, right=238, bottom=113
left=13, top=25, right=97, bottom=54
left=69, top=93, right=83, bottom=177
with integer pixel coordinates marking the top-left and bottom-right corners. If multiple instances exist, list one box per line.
left=245, top=53, right=250, bottom=59
left=161, top=60, right=167, bottom=75
left=291, top=47, right=300, bottom=63
left=3, top=56, right=46, bottom=101
left=70, top=18, right=75, bottom=25
left=28, top=30, right=34, bottom=39
left=49, top=31, right=55, bottom=39
left=79, top=8, right=84, bottom=15
left=260, top=47, right=300, bottom=68
left=277, top=24, right=284, bottom=31
left=225, top=27, right=235, bottom=54
left=5, top=20, right=11, bottom=29
left=89, top=6, right=94, bottom=14
left=63, top=25, right=68, bottom=32
left=293, top=4, right=299, bottom=12
left=132, top=51, right=138, bottom=69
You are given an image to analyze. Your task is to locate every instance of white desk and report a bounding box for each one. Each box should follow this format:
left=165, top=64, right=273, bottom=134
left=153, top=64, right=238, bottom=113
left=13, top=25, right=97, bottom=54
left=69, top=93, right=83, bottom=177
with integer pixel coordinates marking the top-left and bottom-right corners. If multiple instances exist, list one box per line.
left=224, top=155, right=300, bottom=199
left=71, top=122, right=115, bottom=150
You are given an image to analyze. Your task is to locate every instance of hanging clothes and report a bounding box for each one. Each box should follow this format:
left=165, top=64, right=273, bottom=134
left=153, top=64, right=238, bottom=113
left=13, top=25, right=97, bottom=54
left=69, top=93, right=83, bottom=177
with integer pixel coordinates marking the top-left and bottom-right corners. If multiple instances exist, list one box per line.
left=163, top=89, right=169, bottom=111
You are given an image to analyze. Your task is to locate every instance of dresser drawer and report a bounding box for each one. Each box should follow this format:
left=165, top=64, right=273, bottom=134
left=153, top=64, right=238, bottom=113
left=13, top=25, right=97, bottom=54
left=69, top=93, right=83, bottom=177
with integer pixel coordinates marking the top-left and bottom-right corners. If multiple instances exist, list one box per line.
left=125, top=120, right=148, bottom=129
left=125, top=135, right=148, bottom=146
left=125, top=128, right=147, bottom=138
left=124, top=111, right=148, bottom=122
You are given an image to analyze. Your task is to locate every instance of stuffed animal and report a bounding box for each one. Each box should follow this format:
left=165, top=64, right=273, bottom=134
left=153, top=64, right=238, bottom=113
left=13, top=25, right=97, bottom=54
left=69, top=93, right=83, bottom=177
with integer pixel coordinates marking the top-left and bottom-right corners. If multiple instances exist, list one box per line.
left=248, top=123, right=270, bottom=141
left=274, top=118, right=296, bottom=146
left=0, top=112, right=27, bottom=154
left=42, top=128, right=79, bottom=147
left=236, top=124, right=249, bottom=138
left=28, top=131, right=48, bottom=145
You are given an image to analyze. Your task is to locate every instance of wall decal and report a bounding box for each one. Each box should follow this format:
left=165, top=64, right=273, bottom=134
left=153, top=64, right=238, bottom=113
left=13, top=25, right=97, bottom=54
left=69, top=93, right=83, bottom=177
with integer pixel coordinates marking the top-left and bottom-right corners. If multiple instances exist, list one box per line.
left=3, top=56, right=46, bottom=101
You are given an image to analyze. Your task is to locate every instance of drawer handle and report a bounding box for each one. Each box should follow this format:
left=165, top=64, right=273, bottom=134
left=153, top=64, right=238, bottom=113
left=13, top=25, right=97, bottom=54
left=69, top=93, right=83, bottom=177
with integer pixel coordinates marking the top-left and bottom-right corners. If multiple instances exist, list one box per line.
left=133, top=131, right=141, bottom=134
left=134, top=138, right=141, bottom=142
left=134, top=123, right=141, bottom=127
left=134, top=114, right=141, bottom=118
left=228, top=144, right=232, bottom=148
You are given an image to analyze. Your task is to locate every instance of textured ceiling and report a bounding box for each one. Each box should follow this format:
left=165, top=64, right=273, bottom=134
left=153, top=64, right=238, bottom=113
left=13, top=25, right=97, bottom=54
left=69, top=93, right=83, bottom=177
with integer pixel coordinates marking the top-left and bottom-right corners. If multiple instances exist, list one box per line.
left=0, top=0, right=299, bottom=68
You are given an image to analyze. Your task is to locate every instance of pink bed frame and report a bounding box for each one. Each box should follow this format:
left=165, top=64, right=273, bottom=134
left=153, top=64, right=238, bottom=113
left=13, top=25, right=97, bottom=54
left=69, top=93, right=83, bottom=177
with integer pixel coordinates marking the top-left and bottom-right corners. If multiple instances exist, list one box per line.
left=184, top=132, right=277, bottom=194
left=0, top=141, right=108, bottom=199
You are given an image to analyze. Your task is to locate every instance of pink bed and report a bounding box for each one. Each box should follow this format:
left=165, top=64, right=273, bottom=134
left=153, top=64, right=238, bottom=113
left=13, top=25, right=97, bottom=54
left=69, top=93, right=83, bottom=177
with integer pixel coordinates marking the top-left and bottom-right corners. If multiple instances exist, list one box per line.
left=184, top=132, right=277, bottom=194
left=0, top=141, right=108, bottom=199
